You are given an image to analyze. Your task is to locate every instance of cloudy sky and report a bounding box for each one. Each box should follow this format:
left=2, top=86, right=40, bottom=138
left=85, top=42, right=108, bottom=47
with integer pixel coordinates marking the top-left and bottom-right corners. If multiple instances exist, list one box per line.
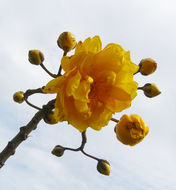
left=0, top=0, right=176, bottom=189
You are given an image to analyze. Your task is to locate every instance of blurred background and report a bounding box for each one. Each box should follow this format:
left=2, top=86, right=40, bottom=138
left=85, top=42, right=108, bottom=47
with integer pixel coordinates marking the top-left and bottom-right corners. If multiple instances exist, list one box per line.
left=0, top=0, right=175, bottom=189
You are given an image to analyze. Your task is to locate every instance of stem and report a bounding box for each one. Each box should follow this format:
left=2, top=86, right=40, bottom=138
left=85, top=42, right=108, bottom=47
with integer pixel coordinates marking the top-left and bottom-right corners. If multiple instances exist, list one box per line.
left=24, top=87, right=45, bottom=111
left=138, top=87, right=143, bottom=90
left=80, top=131, right=87, bottom=150
left=57, top=51, right=68, bottom=76
left=24, top=87, right=45, bottom=97
left=81, top=149, right=100, bottom=161
left=133, top=70, right=139, bottom=75
left=60, top=130, right=101, bottom=161
left=111, top=118, right=119, bottom=123
left=64, top=147, right=79, bottom=152
left=40, top=63, right=57, bottom=78
left=0, top=99, right=55, bottom=168
left=24, top=98, right=42, bottom=110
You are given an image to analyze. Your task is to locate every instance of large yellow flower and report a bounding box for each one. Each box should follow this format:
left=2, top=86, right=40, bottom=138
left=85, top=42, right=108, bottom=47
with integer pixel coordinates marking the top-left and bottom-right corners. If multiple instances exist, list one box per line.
left=43, top=36, right=139, bottom=131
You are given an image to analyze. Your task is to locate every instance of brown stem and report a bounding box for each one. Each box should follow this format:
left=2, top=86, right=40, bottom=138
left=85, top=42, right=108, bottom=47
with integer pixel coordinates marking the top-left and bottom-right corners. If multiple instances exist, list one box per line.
left=81, top=149, right=100, bottom=161
left=40, top=63, right=57, bottom=78
left=24, top=98, right=42, bottom=110
left=0, top=99, right=55, bottom=168
left=61, top=130, right=101, bottom=161
left=24, top=87, right=45, bottom=98
left=111, top=118, right=119, bottom=123
left=24, top=87, right=45, bottom=110
left=137, top=87, right=143, bottom=90
left=57, top=51, right=68, bottom=76
left=133, top=70, right=139, bottom=75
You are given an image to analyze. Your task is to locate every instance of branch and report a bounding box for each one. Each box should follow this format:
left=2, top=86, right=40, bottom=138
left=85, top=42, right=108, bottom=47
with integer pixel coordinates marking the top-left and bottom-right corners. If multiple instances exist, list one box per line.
left=24, top=87, right=45, bottom=110
left=0, top=99, right=55, bottom=168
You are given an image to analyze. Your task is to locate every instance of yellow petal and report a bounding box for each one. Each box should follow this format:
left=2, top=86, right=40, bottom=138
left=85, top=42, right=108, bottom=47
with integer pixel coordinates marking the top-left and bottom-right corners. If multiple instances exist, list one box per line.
left=73, top=77, right=93, bottom=102
left=66, top=71, right=81, bottom=97
left=75, top=36, right=102, bottom=54
left=43, top=76, right=64, bottom=94
left=74, top=100, right=91, bottom=119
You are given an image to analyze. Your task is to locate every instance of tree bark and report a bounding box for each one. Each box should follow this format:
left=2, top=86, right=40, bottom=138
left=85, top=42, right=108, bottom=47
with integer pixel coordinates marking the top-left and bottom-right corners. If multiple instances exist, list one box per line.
left=0, top=99, right=55, bottom=168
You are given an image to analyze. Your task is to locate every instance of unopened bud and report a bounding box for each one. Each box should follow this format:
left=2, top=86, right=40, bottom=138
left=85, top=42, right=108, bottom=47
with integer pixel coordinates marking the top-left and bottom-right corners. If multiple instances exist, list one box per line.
left=44, top=111, right=58, bottom=124
left=97, top=160, right=110, bottom=176
left=13, top=91, right=24, bottom=103
left=139, top=58, right=157, bottom=75
left=115, top=114, right=149, bottom=146
left=141, top=83, right=161, bottom=98
left=51, top=145, right=64, bottom=157
left=28, top=50, right=44, bottom=65
left=57, top=32, right=76, bottom=52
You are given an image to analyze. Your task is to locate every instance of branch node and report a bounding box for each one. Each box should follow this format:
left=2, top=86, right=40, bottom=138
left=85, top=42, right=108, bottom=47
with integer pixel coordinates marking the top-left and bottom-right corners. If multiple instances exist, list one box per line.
left=7, top=141, right=15, bottom=149
left=20, top=126, right=28, bottom=140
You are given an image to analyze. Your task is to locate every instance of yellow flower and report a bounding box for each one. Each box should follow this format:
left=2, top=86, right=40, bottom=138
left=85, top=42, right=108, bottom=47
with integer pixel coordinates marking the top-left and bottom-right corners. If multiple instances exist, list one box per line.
left=115, top=114, right=149, bottom=146
left=44, top=36, right=139, bottom=131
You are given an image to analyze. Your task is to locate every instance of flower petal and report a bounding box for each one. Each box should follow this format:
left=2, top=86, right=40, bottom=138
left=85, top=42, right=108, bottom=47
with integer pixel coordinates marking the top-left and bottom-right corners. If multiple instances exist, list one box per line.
left=43, top=76, right=64, bottom=93
left=75, top=36, right=102, bottom=54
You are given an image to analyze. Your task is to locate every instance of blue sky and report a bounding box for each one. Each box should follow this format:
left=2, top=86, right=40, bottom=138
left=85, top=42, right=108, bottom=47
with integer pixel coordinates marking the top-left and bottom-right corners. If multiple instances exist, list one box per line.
left=0, top=0, right=176, bottom=189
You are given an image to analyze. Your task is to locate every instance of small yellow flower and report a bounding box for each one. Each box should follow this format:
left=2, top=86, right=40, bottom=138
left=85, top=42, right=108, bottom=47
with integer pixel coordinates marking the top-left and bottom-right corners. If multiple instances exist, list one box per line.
left=115, top=114, right=149, bottom=146
left=97, top=160, right=110, bottom=176
left=57, top=32, right=77, bottom=52
left=13, top=91, right=24, bottom=103
left=141, top=83, right=161, bottom=98
left=28, top=50, right=44, bottom=65
left=44, top=36, right=139, bottom=131
left=139, top=58, right=157, bottom=75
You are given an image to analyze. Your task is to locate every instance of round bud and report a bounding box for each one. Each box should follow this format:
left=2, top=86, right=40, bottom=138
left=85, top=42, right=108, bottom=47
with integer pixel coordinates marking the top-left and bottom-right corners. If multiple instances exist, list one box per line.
left=115, top=114, right=149, bottom=146
left=139, top=58, right=157, bottom=75
left=51, top=145, right=64, bottom=157
left=57, top=32, right=77, bottom=52
left=97, top=160, right=110, bottom=176
left=142, top=83, right=161, bottom=98
left=13, top=91, right=24, bottom=103
left=43, top=111, right=58, bottom=125
left=28, top=50, right=44, bottom=65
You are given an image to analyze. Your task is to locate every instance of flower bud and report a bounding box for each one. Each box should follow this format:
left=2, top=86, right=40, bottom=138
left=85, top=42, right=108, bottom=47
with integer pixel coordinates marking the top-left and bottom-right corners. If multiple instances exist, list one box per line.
left=139, top=58, right=157, bottom=75
left=97, top=160, right=110, bottom=176
left=142, top=83, right=161, bottom=98
left=13, top=91, right=24, bottom=103
left=28, top=50, right=44, bottom=65
left=57, top=32, right=76, bottom=52
left=115, top=114, right=149, bottom=146
left=43, top=111, right=59, bottom=125
left=51, top=145, right=64, bottom=157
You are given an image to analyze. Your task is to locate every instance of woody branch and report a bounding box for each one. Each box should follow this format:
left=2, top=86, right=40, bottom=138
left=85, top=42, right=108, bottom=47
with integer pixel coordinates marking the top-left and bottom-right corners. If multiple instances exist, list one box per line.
left=0, top=99, right=55, bottom=168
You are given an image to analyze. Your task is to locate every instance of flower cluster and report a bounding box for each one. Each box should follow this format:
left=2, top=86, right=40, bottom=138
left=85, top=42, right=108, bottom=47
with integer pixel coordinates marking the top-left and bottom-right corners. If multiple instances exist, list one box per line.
left=13, top=31, right=161, bottom=176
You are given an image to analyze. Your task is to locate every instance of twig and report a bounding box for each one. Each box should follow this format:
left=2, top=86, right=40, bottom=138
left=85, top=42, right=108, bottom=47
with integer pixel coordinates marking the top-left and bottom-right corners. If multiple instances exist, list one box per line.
left=0, top=99, right=55, bottom=168
left=24, top=87, right=45, bottom=110
left=40, top=63, right=57, bottom=78
left=24, top=87, right=45, bottom=98
left=111, top=118, right=119, bottom=123
left=57, top=51, right=68, bottom=76
left=60, top=131, right=102, bottom=161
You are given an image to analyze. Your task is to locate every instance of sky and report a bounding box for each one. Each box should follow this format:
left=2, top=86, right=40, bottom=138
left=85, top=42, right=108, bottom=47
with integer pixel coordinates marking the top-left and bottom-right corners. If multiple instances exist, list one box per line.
left=0, top=0, right=176, bottom=189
